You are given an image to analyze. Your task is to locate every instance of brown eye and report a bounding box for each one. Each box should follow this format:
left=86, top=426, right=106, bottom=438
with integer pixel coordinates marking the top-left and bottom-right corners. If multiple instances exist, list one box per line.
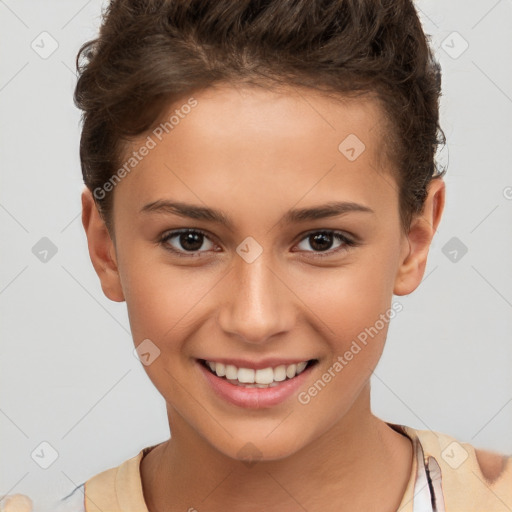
left=295, top=230, right=356, bottom=258
left=160, top=229, right=216, bottom=256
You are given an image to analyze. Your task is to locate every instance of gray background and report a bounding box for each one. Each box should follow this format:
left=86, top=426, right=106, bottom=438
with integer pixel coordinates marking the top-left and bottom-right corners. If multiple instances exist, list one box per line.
left=1, top=1, right=511, bottom=510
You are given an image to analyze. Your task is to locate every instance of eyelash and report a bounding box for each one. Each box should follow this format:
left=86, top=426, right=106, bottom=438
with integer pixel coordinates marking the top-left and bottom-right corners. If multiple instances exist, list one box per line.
left=158, top=229, right=358, bottom=259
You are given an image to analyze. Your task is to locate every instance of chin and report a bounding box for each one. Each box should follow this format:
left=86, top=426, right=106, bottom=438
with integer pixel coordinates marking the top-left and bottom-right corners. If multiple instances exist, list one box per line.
left=210, top=427, right=309, bottom=464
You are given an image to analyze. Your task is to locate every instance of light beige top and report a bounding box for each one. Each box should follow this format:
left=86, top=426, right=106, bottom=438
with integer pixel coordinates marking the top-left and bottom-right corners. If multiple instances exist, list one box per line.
left=80, top=423, right=512, bottom=512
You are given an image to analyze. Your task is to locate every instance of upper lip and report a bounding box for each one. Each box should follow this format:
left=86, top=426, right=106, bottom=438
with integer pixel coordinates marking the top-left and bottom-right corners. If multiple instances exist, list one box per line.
left=198, top=357, right=316, bottom=370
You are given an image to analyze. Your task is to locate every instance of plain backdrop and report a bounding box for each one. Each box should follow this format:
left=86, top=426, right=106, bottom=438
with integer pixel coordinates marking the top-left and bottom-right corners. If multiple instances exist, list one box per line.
left=1, top=1, right=511, bottom=510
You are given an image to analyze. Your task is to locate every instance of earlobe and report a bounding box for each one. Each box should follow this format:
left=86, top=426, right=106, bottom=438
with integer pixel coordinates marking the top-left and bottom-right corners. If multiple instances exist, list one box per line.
left=81, top=187, right=125, bottom=302
left=393, top=178, right=446, bottom=296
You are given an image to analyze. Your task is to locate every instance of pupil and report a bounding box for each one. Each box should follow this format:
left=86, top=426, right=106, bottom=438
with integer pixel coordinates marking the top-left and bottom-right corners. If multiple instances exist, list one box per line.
left=310, top=232, right=332, bottom=251
left=181, top=232, right=203, bottom=251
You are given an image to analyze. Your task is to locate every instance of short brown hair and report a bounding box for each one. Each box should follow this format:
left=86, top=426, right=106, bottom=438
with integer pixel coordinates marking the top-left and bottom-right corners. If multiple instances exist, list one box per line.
left=74, top=0, right=446, bottom=234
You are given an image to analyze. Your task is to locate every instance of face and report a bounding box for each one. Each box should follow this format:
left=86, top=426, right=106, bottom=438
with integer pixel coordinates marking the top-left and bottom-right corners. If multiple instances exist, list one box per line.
left=83, top=83, right=444, bottom=461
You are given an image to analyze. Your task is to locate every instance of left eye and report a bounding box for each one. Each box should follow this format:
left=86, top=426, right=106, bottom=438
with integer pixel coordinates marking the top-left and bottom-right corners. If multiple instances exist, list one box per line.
left=159, top=229, right=356, bottom=258
left=294, top=230, right=356, bottom=257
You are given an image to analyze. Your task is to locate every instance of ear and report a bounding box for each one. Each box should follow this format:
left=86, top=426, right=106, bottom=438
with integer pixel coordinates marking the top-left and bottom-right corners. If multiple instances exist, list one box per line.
left=81, top=187, right=125, bottom=302
left=394, top=178, right=446, bottom=296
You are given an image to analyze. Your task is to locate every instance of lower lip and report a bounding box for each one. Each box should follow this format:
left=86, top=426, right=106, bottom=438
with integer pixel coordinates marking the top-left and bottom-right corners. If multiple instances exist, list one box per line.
left=197, top=360, right=316, bottom=409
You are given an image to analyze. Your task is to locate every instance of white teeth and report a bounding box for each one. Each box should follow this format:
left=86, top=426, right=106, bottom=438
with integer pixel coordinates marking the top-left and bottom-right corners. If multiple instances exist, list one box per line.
left=286, top=364, right=297, bottom=379
left=204, top=359, right=313, bottom=384
left=238, top=368, right=255, bottom=383
left=296, top=361, right=307, bottom=374
left=255, top=367, right=274, bottom=384
left=215, top=362, right=226, bottom=377
left=225, top=364, right=238, bottom=380
left=233, top=381, right=280, bottom=388
left=273, top=365, right=287, bottom=382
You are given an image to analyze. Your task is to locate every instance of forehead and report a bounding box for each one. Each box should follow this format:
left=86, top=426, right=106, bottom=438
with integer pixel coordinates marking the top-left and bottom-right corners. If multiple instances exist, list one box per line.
left=164, top=83, right=388, bottom=162
left=114, top=83, right=397, bottom=219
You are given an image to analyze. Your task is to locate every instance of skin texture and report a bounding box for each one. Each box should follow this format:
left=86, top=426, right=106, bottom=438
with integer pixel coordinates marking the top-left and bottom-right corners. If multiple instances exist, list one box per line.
left=82, top=83, right=445, bottom=512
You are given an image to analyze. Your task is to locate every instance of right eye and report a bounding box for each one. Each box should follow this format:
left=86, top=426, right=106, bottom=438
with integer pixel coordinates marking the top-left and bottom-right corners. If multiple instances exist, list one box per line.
left=159, top=229, right=219, bottom=257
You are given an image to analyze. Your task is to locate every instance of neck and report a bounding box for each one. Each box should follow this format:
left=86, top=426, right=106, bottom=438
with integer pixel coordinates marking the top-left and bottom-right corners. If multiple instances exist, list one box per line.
left=140, top=384, right=413, bottom=512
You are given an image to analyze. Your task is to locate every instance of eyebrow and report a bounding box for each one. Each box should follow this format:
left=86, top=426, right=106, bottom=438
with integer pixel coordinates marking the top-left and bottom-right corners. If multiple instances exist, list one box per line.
left=140, top=200, right=375, bottom=229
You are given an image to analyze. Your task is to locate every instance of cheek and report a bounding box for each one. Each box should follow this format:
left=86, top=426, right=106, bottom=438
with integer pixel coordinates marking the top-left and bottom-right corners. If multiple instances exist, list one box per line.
left=295, top=268, right=394, bottom=419
left=295, top=257, right=395, bottom=342
left=292, top=254, right=397, bottom=407
left=124, top=280, right=181, bottom=346
left=120, top=251, right=215, bottom=347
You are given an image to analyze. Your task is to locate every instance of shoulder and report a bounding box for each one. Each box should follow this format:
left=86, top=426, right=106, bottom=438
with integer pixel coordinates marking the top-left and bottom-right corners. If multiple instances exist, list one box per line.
left=52, top=444, right=160, bottom=512
left=403, top=425, right=512, bottom=511
left=473, top=446, right=511, bottom=483
left=51, top=455, right=140, bottom=512
left=53, top=483, right=86, bottom=512
left=81, top=444, right=160, bottom=512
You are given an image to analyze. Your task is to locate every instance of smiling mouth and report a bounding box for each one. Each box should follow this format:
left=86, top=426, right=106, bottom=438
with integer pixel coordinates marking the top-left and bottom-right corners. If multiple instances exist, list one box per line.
left=198, top=358, right=319, bottom=388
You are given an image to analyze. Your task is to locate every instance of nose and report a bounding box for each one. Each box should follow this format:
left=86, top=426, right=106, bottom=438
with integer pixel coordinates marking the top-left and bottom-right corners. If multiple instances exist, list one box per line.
left=216, top=252, right=296, bottom=345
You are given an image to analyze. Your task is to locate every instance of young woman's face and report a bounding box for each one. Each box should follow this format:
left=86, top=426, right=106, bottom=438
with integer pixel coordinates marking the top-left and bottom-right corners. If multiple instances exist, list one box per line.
left=94, top=83, right=441, bottom=461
